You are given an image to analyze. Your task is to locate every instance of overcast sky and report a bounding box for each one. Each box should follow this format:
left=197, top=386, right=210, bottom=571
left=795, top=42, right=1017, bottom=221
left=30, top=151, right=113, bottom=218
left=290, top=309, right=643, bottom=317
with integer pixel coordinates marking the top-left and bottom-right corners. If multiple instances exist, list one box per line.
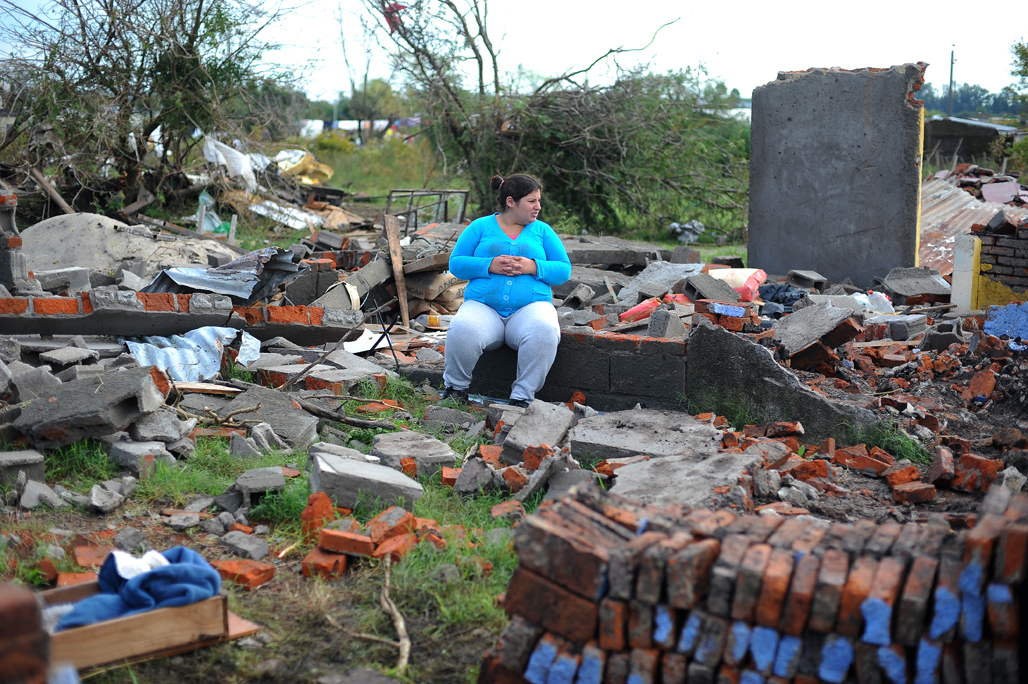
left=275, top=0, right=1026, bottom=104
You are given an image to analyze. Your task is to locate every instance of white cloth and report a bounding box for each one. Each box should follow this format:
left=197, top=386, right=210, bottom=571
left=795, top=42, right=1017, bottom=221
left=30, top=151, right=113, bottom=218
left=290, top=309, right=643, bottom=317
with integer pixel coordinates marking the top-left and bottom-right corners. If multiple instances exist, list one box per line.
left=111, top=549, right=170, bottom=580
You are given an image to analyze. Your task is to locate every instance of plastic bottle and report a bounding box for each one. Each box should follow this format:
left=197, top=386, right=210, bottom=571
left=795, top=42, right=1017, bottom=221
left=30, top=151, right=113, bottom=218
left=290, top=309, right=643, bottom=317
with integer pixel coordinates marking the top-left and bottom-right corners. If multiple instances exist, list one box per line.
left=414, top=314, right=454, bottom=329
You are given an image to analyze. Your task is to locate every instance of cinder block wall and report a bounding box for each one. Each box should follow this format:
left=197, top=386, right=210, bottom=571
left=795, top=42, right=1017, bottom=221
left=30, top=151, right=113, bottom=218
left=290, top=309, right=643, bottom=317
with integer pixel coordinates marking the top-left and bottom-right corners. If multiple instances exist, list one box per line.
left=402, top=331, right=688, bottom=411
left=748, top=64, right=927, bottom=287
left=977, top=226, right=1028, bottom=294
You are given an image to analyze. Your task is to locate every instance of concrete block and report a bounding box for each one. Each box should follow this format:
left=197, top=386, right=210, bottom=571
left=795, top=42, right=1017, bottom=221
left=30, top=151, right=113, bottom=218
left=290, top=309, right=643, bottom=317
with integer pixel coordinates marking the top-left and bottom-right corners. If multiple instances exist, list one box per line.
left=235, top=467, right=286, bottom=509
left=13, top=366, right=169, bottom=449
left=787, top=271, right=828, bottom=292
left=865, top=314, right=928, bottom=341
left=609, top=351, right=686, bottom=399
left=88, top=483, right=124, bottom=513
left=688, top=317, right=876, bottom=444
left=569, top=409, right=720, bottom=461
left=309, top=451, right=423, bottom=511
left=683, top=273, right=741, bottom=303
left=647, top=308, right=688, bottom=339
left=560, top=283, right=595, bottom=309
left=371, top=431, right=458, bottom=478
left=500, top=400, right=575, bottom=466
left=0, top=449, right=44, bottom=488
left=748, top=64, right=927, bottom=287
left=109, top=440, right=176, bottom=476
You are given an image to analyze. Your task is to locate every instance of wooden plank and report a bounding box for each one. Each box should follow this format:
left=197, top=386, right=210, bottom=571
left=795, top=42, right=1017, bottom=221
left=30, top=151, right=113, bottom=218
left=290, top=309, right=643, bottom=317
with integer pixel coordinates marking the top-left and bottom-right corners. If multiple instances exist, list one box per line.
left=172, top=381, right=243, bottom=395
left=50, top=596, right=228, bottom=670
left=38, top=582, right=100, bottom=606
left=403, top=251, right=451, bottom=275
left=384, top=214, right=410, bottom=329
left=28, top=168, right=74, bottom=214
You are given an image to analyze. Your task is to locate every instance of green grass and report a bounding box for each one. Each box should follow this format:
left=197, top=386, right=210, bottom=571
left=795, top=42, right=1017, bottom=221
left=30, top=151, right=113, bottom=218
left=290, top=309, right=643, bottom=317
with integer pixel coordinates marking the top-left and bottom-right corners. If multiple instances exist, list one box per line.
left=44, top=440, right=120, bottom=492
left=847, top=418, right=931, bottom=465
left=688, top=397, right=764, bottom=431
left=133, top=437, right=303, bottom=507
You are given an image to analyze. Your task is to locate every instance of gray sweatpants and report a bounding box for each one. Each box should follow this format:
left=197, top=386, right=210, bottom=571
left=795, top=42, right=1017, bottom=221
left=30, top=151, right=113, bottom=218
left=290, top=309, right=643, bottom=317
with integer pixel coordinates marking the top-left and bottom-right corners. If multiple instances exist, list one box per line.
left=442, top=299, right=560, bottom=401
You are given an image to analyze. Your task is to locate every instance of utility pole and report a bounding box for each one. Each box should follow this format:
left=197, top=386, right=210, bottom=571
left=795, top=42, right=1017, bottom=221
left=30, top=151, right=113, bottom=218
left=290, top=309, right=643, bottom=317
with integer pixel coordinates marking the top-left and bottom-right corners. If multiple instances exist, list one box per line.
left=948, top=45, right=955, bottom=117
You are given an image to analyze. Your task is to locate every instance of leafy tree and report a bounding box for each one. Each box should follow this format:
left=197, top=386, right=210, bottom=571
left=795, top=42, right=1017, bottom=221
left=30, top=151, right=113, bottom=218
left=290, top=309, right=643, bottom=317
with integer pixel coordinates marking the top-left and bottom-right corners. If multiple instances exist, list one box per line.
left=1012, top=40, right=1028, bottom=108
left=360, top=0, right=748, bottom=236
left=0, top=0, right=293, bottom=204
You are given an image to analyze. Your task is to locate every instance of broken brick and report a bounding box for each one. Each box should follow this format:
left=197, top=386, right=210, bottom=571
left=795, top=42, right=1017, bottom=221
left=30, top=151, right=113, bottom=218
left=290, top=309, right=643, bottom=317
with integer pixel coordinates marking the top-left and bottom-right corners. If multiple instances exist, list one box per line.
left=599, top=597, right=628, bottom=652
left=832, top=445, right=889, bottom=477
left=318, top=529, right=375, bottom=557
left=885, top=465, right=920, bottom=488
left=367, top=506, right=416, bottom=545
left=968, top=369, right=996, bottom=400
left=667, top=538, right=721, bottom=610
left=373, top=532, right=418, bottom=563
left=895, top=556, right=937, bottom=646
left=211, top=559, right=275, bottom=590
left=952, top=453, right=1004, bottom=492
left=755, top=547, right=795, bottom=628
left=491, top=499, right=525, bottom=521
left=522, top=444, right=554, bottom=471
left=836, top=555, right=877, bottom=638
left=504, top=569, right=598, bottom=644
left=893, top=481, right=937, bottom=504
left=808, top=548, right=848, bottom=633
left=780, top=553, right=820, bottom=636
left=926, top=447, right=955, bottom=486
left=301, top=548, right=348, bottom=579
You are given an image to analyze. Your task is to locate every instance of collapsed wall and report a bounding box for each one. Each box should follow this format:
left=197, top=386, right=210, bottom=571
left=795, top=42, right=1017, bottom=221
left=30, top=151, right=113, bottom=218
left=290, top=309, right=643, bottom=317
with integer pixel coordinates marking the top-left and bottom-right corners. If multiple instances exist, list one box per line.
left=481, top=484, right=1026, bottom=684
left=748, top=64, right=928, bottom=287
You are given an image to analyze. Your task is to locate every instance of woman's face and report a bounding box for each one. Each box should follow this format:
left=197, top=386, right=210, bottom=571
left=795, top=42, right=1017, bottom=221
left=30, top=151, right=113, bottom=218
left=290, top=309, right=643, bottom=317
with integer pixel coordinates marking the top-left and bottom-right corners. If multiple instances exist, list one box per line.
left=506, top=189, right=541, bottom=225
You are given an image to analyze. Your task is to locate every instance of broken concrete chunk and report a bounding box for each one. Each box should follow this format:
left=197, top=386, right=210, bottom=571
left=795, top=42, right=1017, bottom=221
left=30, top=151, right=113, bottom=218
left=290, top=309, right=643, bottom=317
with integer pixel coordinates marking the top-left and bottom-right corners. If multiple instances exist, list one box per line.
left=881, top=266, right=951, bottom=302
left=569, top=409, right=721, bottom=461
left=0, top=337, right=19, bottom=364
left=54, top=365, right=107, bottom=383
left=543, top=468, right=602, bottom=501
left=559, top=283, right=595, bottom=309
left=371, top=431, right=458, bottom=478
left=865, top=314, right=928, bottom=341
left=251, top=422, right=289, bottom=452
left=453, top=457, right=496, bottom=496
left=166, top=437, right=196, bottom=458
left=230, top=433, right=262, bottom=458
left=113, top=528, right=148, bottom=552
left=13, top=366, right=169, bottom=449
left=500, top=401, right=575, bottom=466
left=88, top=484, right=124, bottom=514
left=220, top=530, right=269, bottom=560
left=514, top=454, right=565, bottom=503
left=786, top=270, right=828, bottom=292
left=688, top=317, right=876, bottom=444
left=0, top=360, right=10, bottom=397
left=11, top=366, right=62, bottom=402
left=617, top=262, right=703, bottom=304
left=20, top=480, right=66, bottom=510
left=309, top=451, right=423, bottom=511
left=308, top=442, right=380, bottom=464
left=109, top=440, right=176, bottom=477
left=128, top=409, right=188, bottom=443
left=423, top=405, right=477, bottom=430
left=773, top=301, right=853, bottom=356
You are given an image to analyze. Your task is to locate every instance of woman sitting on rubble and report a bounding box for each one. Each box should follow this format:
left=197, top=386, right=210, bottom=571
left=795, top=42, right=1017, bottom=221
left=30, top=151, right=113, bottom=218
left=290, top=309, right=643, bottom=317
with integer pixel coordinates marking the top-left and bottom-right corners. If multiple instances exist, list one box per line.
left=441, top=173, right=571, bottom=407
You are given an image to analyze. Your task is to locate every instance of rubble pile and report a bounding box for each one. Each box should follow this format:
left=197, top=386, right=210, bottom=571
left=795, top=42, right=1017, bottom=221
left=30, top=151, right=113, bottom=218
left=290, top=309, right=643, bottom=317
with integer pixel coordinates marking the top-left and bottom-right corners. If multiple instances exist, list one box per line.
left=931, top=164, right=1028, bottom=207
left=481, top=484, right=1025, bottom=684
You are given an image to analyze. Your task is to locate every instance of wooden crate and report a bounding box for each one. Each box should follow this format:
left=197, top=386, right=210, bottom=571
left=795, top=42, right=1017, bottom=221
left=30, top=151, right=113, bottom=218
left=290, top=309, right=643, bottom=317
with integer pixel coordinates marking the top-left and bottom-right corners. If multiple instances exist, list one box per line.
left=40, top=582, right=258, bottom=670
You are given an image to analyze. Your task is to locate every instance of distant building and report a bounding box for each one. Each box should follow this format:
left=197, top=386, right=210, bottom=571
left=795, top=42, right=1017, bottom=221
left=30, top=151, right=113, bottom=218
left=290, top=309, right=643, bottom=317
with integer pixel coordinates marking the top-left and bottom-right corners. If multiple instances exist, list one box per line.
left=923, top=116, right=1023, bottom=165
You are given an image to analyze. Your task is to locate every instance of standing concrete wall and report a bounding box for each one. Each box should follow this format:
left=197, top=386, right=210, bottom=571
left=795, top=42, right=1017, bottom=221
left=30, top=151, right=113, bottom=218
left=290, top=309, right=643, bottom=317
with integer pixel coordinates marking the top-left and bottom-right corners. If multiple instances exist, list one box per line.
left=748, top=64, right=927, bottom=287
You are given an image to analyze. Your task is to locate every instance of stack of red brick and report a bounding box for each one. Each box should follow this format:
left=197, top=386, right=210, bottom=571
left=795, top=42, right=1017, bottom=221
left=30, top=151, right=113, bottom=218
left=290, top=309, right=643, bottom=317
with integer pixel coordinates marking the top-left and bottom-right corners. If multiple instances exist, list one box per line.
left=480, top=484, right=1027, bottom=684
left=0, top=582, right=47, bottom=684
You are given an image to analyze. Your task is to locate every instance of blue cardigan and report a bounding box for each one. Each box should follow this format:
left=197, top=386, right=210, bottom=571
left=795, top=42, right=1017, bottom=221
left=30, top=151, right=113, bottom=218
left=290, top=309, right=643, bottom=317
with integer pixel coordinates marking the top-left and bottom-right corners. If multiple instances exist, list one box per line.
left=449, top=214, right=571, bottom=316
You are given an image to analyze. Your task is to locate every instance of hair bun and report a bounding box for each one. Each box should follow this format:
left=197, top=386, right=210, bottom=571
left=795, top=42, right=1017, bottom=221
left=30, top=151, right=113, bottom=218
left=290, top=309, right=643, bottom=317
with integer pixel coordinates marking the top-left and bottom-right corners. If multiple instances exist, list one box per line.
left=489, top=175, right=505, bottom=191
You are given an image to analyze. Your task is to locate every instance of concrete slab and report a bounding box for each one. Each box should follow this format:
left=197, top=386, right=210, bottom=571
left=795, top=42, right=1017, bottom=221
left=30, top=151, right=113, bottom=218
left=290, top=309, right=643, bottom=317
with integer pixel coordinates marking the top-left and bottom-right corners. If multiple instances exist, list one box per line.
left=371, top=431, right=458, bottom=478
left=500, top=401, right=575, bottom=466
left=617, top=262, right=704, bottom=305
left=748, top=64, right=927, bottom=286
left=687, top=317, right=876, bottom=444
left=308, top=442, right=380, bottom=464
left=39, top=346, right=100, bottom=366
left=217, top=386, right=319, bottom=447
left=13, top=366, right=169, bottom=449
left=568, top=409, right=721, bottom=461
left=611, top=451, right=759, bottom=508
left=309, top=452, right=424, bottom=511
left=773, top=300, right=853, bottom=355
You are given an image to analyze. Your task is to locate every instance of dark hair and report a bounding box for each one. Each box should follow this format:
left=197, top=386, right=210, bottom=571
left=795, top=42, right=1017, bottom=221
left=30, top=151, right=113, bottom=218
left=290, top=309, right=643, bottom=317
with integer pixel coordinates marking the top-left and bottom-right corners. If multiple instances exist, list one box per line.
left=490, top=173, right=543, bottom=212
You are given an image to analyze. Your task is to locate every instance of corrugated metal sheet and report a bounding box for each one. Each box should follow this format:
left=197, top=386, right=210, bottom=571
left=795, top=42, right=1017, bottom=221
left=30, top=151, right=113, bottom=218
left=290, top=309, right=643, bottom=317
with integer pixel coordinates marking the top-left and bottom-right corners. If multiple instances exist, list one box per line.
left=918, top=178, right=1028, bottom=275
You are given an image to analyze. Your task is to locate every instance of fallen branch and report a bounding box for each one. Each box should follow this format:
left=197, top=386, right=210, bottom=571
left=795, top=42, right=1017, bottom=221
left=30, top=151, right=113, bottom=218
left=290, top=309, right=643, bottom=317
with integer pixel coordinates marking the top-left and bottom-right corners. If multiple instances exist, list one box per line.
left=294, top=396, right=407, bottom=431
left=325, top=556, right=410, bottom=672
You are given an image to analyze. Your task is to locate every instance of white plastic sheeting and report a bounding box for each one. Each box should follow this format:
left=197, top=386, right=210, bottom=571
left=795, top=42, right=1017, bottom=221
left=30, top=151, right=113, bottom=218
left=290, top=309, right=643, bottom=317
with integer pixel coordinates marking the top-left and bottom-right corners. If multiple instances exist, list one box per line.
left=249, top=200, right=325, bottom=231
left=126, top=327, right=261, bottom=382
left=203, top=137, right=257, bottom=193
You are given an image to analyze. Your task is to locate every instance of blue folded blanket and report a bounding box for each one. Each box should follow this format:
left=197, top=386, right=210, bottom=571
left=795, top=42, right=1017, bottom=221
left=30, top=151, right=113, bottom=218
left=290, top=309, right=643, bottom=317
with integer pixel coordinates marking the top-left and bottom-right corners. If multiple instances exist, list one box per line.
left=56, top=547, right=221, bottom=631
